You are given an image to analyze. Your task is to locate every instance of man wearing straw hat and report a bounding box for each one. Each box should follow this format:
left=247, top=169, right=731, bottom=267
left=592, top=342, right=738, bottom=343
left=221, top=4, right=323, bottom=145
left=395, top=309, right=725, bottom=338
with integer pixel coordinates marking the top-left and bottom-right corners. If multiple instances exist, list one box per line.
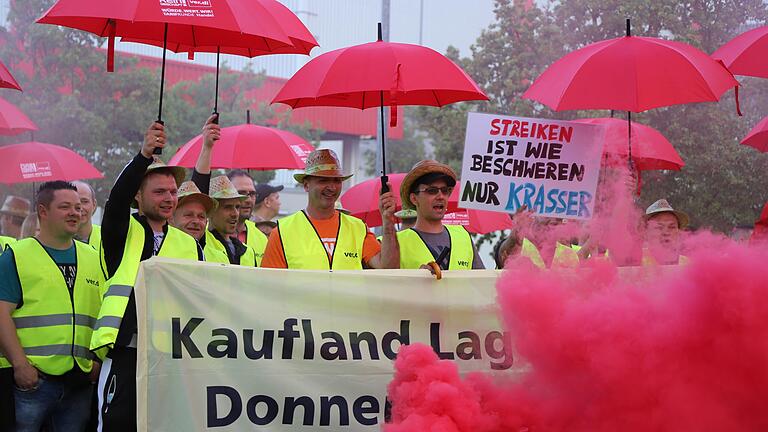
left=261, top=149, right=399, bottom=269
left=397, top=160, right=484, bottom=270
left=93, top=122, right=202, bottom=431
left=200, top=175, right=257, bottom=266
left=642, top=199, right=689, bottom=265
left=171, top=181, right=229, bottom=263
left=0, top=195, right=30, bottom=244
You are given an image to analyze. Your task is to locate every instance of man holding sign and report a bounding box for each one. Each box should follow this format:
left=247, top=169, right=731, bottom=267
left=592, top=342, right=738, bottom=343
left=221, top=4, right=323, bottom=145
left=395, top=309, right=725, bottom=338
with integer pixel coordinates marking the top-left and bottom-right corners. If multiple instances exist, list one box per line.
left=397, top=160, right=484, bottom=270
left=460, top=113, right=605, bottom=220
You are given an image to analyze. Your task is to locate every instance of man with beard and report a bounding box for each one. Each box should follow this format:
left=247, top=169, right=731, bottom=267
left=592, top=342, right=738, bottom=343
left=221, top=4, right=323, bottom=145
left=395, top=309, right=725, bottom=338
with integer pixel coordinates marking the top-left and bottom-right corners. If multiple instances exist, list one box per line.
left=227, top=170, right=276, bottom=265
left=0, top=181, right=103, bottom=431
left=201, top=176, right=257, bottom=266
left=93, top=122, right=202, bottom=432
left=72, top=181, right=101, bottom=250
left=171, top=181, right=227, bottom=263
left=261, top=149, right=399, bottom=270
left=397, top=160, right=484, bottom=270
left=642, top=199, right=689, bottom=265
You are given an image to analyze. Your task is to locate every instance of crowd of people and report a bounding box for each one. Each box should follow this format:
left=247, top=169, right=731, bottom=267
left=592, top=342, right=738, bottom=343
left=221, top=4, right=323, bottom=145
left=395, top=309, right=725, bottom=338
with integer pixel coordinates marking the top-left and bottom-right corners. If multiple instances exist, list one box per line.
left=0, top=116, right=766, bottom=431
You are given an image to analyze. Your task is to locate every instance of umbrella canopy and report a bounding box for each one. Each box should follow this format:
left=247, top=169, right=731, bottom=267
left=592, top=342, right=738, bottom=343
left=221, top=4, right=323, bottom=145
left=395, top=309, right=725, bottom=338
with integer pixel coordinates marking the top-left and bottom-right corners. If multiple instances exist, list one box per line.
left=522, top=35, right=738, bottom=112
left=340, top=173, right=461, bottom=227
left=442, top=209, right=513, bottom=234
left=712, top=25, right=768, bottom=79
left=169, top=123, right=313, bottom=170
left=0, top=61, right=22, bottom=91
left=741, top=115, right=768, bottom=152
left=573, top=118, right=684, bottom=171
left=0, top=142, right=102, bottom=184
left=0, top=97, right=38, bottom=136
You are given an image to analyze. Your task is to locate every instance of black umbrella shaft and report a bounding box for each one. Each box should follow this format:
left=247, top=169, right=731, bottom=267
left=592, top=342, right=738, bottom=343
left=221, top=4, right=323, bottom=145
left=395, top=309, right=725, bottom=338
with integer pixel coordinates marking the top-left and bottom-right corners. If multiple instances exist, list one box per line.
left=157, top=23, right=168, bottom=123
left=379, top=90, right=389, bottom=194
left=214, top=47, right=220, bottom=114
left=627, top=110, right=634, bottom=171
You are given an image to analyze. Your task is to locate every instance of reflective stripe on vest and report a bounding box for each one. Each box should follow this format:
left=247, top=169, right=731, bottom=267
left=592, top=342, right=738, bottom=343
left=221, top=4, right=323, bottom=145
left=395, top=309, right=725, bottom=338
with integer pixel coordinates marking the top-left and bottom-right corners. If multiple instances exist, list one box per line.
left=0, top=239, right=103, bottom=375
left=397, top=226, right=474, bottom=270
left=278, top=211, right=366, bottom=270
left=520, top=238, right=580, bottom=268
left=90, top=218, right=198, bottom=359
left=244, top=219, right=268, bottom=266
left=205, top=230, right=256, bottom=266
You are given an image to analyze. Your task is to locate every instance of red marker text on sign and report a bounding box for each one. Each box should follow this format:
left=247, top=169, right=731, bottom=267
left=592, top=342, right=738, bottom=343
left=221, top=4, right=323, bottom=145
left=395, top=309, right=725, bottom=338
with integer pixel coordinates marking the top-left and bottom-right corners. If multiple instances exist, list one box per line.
left=489, top=118, right=573, bottom=143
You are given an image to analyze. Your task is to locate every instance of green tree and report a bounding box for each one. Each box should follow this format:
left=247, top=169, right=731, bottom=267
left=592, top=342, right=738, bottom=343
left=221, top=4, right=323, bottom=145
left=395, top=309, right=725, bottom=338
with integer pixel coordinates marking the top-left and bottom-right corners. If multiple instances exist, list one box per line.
left=363, top=107, right=427, bottom=175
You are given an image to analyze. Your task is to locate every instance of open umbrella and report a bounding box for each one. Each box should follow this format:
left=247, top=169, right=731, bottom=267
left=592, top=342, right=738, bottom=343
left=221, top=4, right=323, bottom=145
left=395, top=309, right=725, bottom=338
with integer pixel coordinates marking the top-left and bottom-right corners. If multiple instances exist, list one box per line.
left=573, top=117, right=684, bottom=171
left=523, top=19, right=737, bottom=168
left=712, top=25, right=768, bottom=78
left=442, top=209, right=513, bottom=234
left=741, top=115, right=768, bottom=152
left=0, top=142, right=102, bottom=184
left=0, top=61, right=22, bottom=91
left=0, top=97, right=38, bottom=136
left=37, top=0, right=311, bottom=152
left=169, top=111, right=313, bottom=170
left=339, top=173, right=461, bottom=227
left=273, top=23, right=487, bottom=192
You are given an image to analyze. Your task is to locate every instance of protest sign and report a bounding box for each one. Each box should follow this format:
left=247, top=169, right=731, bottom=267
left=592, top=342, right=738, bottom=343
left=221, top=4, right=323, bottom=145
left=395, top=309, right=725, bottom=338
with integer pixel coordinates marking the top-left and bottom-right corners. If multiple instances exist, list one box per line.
left=135, top=259, right=515, bottom=431
left=459, top=113, right=606, bottom=220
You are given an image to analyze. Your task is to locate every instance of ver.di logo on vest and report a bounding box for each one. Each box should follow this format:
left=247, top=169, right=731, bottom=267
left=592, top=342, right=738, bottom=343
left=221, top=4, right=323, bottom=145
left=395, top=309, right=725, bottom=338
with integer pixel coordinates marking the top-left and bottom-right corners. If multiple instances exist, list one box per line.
left=343, top=251, right=359, bottom=259
left=86, top=278, right=100, bottom=287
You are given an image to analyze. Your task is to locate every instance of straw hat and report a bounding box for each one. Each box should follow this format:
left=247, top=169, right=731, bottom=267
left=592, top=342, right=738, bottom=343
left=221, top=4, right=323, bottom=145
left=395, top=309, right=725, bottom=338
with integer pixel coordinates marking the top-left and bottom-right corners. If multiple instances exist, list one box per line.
left=132, top=157, right=187, bottom=208
left=0, top=195, right=30, bottom=218
left=394, top=208, right=418, bottom=220
left=210, top=175, right=246, bottom=201
left=400, top=160, right=457, bottom=210
left=177, top=181, right=216, bottom=213
left=644, top=199, right=689, bottom=228
left=293, top=149, right=352, bottom=183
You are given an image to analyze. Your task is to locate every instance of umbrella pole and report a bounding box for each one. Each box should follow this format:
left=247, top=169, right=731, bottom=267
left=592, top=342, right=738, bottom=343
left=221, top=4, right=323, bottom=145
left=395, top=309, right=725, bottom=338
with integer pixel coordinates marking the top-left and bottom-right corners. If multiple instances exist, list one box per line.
left=213, top=46, right=220, bottom=124
left=154, top=23, right=169, bottom=155
left=379, top=90, right=389, bottom=194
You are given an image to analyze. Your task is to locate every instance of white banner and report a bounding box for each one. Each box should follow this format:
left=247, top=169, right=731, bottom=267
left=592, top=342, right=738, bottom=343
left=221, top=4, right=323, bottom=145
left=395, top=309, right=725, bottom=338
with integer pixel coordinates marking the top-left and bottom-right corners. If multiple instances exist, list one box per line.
left=459, top=112, right=606, bottom=220
left=135, top=258, right=517, bottom=431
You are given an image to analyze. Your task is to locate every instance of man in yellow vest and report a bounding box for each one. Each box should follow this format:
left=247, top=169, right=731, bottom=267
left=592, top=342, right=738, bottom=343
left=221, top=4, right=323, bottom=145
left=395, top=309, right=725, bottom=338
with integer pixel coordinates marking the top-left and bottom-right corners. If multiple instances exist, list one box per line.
left=201, top=176, right=257, bottom=266
left=73, top=180, right=101, bottom=250
left=0, top=195, right=30, bottom=240
left=643, top=199, right=689, bottom=265
left=229, top=170, right=276, bottom=263
left=397, top=160, right=484, bottom=270
left=93, top=122, right=202, bottom=431
left=0, top=181, right=104, bottom=430
left=171, top=181, right=228, bottom=263
left=262, top=149, right=399, bottom=269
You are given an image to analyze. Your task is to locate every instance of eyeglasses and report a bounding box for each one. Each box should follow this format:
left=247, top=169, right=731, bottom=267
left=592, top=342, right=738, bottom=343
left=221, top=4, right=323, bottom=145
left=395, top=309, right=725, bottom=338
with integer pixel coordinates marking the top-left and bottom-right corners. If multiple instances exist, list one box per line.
left=416, top=186, right=453, bottom=196
left=238, top=191, right=257, bottom=198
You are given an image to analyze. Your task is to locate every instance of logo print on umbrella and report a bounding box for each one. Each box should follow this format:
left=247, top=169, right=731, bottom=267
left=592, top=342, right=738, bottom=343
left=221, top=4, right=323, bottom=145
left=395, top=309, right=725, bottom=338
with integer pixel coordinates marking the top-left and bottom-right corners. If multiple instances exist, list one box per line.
left=160, top=0, right=214, bottom=18
left=290, top=145, right=311, bottom=163
left=19, top=161, right=52, bottom=179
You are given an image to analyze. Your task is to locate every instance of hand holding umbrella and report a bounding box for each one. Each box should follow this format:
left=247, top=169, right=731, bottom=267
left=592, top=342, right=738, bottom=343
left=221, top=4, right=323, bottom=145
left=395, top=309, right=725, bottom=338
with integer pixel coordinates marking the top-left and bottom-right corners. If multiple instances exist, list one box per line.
left=141, top=122, right=166, bottom=159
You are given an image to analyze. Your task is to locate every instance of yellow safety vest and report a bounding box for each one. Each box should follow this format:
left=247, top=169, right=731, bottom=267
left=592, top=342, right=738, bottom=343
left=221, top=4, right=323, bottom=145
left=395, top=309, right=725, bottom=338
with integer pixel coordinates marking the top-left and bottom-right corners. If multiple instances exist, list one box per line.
left=87, top=224, right=101, bottom=251
left=278, top=210, right=367, bottom=270
left=0, top=235, right=14, bottom=251
left=90, top=218, right=198, bottom=359
left=0, top=239, right=103, bottom=375
left=520, top=238, right=580, bottom=268
left=204, top=230, right=256, bottom=266
left=641, top=248, right=689, bottom=266
left=397, top=226, right=474, bottom=270
left=243, top=219, right=268, bottom=266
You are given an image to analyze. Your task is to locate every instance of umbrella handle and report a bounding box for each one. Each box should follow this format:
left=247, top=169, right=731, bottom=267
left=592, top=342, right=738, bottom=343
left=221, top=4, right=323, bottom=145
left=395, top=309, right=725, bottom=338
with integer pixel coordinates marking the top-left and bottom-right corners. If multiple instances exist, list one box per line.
left=211, top=110, right=219, bottom=125
left=380, top=175, right=390, bottom=194
left=153, top=120, right=164, bottom=155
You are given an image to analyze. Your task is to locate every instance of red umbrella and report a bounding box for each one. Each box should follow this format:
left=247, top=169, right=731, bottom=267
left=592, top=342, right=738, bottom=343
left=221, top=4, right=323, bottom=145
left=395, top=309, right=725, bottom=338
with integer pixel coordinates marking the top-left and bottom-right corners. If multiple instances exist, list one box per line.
left=0, top=142, right=102, bottom=184
left=741, top=115, right=768, bottom=152
left=340, top=173, right=461, bottom=227
left=37, top=0, right=313, bottom=149
left=0, top=61, right=22, bottom=91
left=0, top=97, right=38, bottom=136
left=169, top=113, right=313, bottom=170
left=273, top=23, right=487, bottom=192
left=573, top=118, right=684, bottom=171
left=442, top=209, right=513, bottom=234
left=712, top=25, right=768, bottom=79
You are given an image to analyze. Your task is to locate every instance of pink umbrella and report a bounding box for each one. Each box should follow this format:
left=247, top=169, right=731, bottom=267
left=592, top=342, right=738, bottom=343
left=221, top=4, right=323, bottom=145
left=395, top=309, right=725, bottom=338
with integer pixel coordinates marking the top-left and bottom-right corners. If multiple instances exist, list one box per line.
left=0, top=142, right=102, bottom=184
left=712, top=25, right=768, bottom=78
left=0, top=61, right=22, bottom=91
left=442, top=209, right=513, bottom=234
left=169, top=117, right=313, bottom=170
left=573, top=118, right=684, bottom=171
left=741, top=115, right=768, bottom=152
left=0, top=97, right=38, bottom=136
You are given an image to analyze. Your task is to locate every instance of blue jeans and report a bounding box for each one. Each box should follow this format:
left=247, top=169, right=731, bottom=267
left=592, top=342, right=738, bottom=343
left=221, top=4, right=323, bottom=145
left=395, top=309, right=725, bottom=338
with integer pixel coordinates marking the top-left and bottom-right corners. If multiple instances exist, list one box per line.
left=13, top=373, right=93, bottom=432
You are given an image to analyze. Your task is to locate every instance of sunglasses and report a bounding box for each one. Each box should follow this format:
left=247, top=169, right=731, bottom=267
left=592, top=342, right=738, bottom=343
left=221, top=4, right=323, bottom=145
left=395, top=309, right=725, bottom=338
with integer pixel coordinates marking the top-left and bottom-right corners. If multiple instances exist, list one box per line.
left=416, top=186, right=453, bottom=196
left=238, top=190, right=258, bottom=198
